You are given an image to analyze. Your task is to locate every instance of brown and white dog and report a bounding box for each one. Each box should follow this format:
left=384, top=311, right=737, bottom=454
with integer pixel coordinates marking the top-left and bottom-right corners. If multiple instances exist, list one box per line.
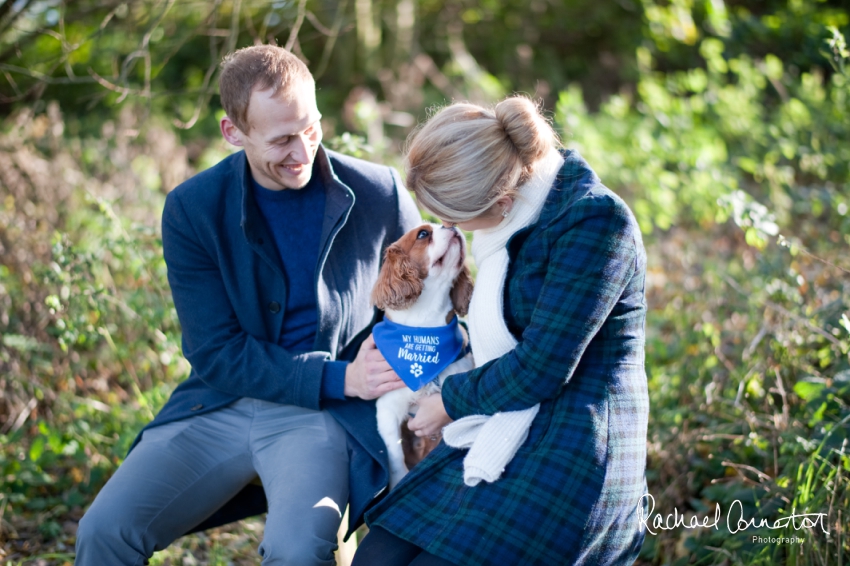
left=372, top=223, right=474, bottom=488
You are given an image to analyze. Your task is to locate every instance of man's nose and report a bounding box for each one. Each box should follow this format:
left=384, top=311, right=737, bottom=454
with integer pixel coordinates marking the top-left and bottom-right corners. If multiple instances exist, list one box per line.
left=289, top=133, right=312, bottom=164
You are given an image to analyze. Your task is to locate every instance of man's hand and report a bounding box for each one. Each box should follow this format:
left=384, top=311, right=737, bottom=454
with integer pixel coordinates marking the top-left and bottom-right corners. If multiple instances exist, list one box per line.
left=407, top=393, right=453, bottom=438
left=344, top=334, right=406, bottom=399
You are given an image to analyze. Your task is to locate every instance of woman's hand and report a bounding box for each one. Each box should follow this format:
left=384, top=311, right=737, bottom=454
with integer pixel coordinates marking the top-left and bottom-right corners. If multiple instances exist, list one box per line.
left=407, top=393, right=453, bottom=439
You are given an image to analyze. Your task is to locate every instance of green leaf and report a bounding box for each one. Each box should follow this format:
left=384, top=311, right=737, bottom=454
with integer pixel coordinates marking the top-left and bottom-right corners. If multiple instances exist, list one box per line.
left=764, top=54, right=783, bottom=80
left=2, top=334, right=44, bottom=352
left=793, top=380, right=825, bottom=401
left=29, top=437, right=45, bottom=462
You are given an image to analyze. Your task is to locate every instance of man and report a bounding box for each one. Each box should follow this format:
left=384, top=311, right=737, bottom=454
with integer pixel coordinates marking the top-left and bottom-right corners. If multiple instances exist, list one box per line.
left=75, top=44, right=421, bottom=565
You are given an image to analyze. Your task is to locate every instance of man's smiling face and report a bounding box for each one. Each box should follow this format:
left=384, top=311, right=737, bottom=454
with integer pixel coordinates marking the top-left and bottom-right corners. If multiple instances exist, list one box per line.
left=224, top=80, right=323, bottom=190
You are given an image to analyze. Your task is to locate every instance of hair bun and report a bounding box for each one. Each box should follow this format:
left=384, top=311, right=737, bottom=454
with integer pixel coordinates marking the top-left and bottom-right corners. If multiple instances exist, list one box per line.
left=494, top=96, right=554, bottom=171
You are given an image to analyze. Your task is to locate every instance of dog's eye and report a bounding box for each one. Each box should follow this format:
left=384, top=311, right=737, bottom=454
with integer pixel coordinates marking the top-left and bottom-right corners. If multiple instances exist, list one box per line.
left=416, top=229, right=430, bottom=240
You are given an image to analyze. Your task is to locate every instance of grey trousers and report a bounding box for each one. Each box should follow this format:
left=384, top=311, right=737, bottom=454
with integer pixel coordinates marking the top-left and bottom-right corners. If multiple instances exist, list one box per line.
left=74, top=398, right=350, bottom=566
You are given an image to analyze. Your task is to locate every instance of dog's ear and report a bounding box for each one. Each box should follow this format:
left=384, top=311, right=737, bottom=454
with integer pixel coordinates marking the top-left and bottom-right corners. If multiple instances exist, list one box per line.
left=450, top=262, right=474, bottom=316
left=372, top=244, right=426, bottom=311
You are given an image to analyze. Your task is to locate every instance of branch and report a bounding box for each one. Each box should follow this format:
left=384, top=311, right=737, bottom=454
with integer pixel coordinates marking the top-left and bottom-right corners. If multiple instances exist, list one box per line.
left=2, top=69, right=19, bottom=96
left=797, top=246, right=850, bottom=277
left=412, top=52, right=464, bottom=100
left=721, top=460, right=773, bottom=483
left=0, top=0, right=127, bottom=65
left=225, top=0, right=241, bottom=55
left=58, top=2, right=75, bottom=79
left=117, top=0, right=176, bottom=90
left=305, top=10, right=333, bottom=36
left=0, top=62, right=98, bottom=85
left=0, top=0, right=14, bottom=26
left=88, top=68, right=143, bottom=102
left=770, top=368, right=789, bottom=432
left=313, top=0, right=350, bottom=79
left=723, top=275, right=843, bottom=348
left=0, top=396, right=38, bottom=435
left=152, top=0, right=223, bottom=72
left=284, top=0, right=307, bottom=52
left=0, top=0, right=35, bottom=38
left=173, top=31, right=220, bottom=129
left=0, top=1, right=130, bottom=103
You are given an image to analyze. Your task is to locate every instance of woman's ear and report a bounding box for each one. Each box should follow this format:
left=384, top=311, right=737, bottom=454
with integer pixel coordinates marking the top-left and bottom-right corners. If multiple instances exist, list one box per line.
left=496, top=196, right=514, bottom=215
left=450, top=263, right=474, bottom=316
left=372, top=245, right=426, bottom=311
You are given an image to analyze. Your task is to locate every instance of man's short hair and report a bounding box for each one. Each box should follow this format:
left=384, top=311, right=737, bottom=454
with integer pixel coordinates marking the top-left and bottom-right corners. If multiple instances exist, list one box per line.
left=219, top=45, right=313, bottom=133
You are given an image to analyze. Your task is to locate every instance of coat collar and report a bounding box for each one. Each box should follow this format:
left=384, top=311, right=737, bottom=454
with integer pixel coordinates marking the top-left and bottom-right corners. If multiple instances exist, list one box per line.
left=504, top=148, right=598, bottom=263
left=313, top=145, right=356, bottom=257
left=538, top=148, right=600, bottom=228
left=237, top=145, right=355, bottom=276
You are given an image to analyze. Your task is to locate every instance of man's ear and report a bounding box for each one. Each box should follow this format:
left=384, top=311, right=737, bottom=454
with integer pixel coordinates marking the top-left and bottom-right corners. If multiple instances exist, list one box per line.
left=450, top=263, right=474, bottom=316
left=220, top=116, right=245, bottom=147
left=372, top=245, right=425, bottom=311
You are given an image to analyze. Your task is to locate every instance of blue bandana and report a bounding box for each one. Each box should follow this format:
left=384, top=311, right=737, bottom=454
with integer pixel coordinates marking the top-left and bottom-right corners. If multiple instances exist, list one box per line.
left=372, top=316, right=466, bottom=391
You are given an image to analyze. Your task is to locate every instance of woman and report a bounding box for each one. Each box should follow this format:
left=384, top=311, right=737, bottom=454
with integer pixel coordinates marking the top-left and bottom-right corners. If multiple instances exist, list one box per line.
left=353, top=96, right=648, bottom=566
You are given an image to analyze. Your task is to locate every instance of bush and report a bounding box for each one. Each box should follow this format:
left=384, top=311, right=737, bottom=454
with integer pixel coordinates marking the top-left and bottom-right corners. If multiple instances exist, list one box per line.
left=0, top=104, right=188, bottom=557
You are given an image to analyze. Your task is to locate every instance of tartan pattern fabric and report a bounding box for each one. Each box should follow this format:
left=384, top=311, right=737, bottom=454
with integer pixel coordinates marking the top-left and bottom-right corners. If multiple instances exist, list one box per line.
left=365, top=150, right=649, bottom=565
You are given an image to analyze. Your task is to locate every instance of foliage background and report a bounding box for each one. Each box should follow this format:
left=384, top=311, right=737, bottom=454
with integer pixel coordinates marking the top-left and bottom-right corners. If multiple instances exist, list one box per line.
left=0, top=0, right=849, bottom=564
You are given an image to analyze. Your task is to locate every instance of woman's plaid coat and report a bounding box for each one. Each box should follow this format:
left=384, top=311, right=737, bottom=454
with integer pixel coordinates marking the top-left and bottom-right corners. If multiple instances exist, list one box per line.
left=366, top=150, right=649, bottom=565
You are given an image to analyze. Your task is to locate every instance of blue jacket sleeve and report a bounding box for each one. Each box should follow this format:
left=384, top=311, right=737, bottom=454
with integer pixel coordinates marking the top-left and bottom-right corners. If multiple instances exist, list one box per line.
left=321, top=361, right=348, bottom=400
left=441, top=195, right=638, bottom=419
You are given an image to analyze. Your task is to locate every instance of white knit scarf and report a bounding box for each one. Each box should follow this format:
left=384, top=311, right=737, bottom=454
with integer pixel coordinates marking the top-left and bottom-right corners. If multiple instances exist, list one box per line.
left=443, top=147, right=564, bottom=486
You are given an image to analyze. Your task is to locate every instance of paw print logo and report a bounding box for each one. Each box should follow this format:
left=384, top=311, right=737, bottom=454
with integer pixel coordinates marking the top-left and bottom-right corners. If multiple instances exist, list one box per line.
left=410, top=363, right=423, bottom=378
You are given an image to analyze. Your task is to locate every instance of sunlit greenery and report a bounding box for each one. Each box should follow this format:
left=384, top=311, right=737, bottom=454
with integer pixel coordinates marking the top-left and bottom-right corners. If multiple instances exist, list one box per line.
left=0, top=1, right=848, bottom=564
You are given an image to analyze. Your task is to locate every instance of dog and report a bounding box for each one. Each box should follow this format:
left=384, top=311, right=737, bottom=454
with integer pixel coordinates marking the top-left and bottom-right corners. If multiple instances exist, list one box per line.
left=371, top=223, right=474, bottom=489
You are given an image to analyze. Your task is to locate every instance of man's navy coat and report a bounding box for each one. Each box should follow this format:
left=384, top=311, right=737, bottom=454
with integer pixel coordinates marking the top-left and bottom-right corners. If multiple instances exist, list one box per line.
left=139, top=146, right=421, bottom=537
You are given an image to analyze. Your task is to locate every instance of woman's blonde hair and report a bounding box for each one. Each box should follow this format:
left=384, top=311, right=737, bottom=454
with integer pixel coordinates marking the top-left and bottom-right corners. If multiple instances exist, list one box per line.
left=405, top=95, right=558, bottom=223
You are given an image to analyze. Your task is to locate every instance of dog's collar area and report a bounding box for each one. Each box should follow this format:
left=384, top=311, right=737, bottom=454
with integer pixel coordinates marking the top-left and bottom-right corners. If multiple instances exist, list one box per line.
left=373, top=316, right=466, bottom=391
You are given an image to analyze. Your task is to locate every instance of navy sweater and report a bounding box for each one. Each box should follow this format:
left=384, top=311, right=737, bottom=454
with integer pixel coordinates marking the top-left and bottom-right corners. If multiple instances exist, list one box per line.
left=252, top=171, right=347, bottom=400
